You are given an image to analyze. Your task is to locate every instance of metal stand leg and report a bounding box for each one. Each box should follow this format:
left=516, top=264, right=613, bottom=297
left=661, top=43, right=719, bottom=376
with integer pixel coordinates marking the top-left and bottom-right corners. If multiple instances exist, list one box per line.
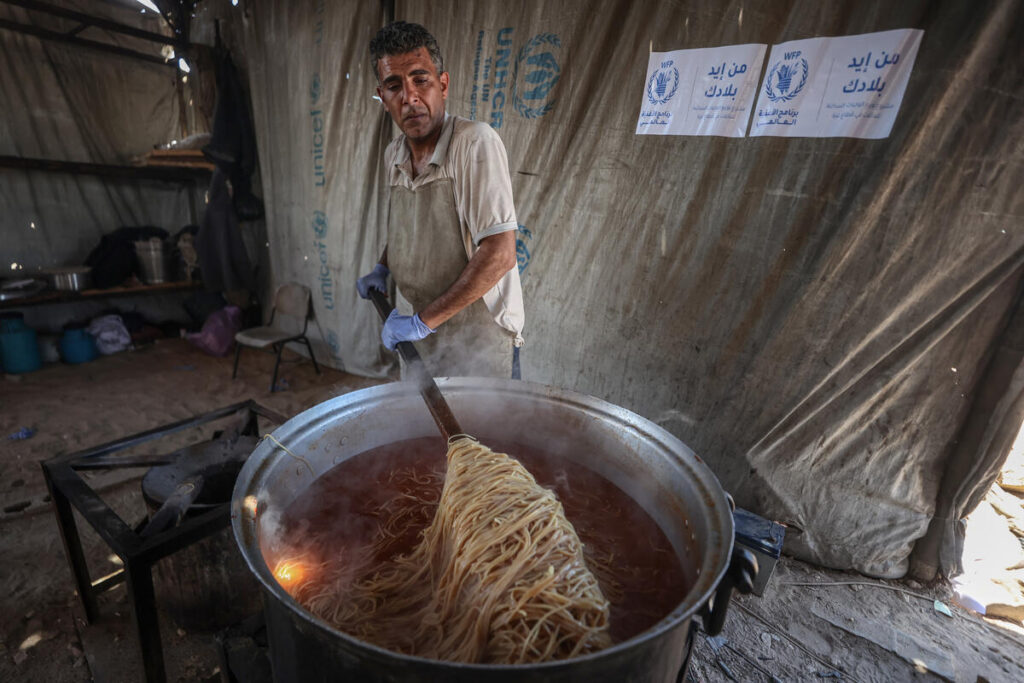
left=125, top=560, right=165, bottom=683
left=241, top=409, right=260, bottom=437
left=270, top=343, right=283, bottom=392
left=44, top=467, right=99, bottom=623
left=302, top=336, right=321, bottom=375
left=676, top=621, right=698, bottom=683
left=232, top=343, right=242, bottom=379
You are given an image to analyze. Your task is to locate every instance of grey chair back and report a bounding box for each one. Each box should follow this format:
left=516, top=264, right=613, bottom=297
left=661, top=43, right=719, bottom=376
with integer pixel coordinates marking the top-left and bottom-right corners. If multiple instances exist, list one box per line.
left=273, top=283, right=312, bottom=321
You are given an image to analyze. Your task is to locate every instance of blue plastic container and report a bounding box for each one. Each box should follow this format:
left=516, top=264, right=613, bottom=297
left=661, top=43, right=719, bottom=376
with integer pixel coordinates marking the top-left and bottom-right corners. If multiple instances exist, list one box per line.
left=0, top=313, right=42, bottom=374
left=60, top=327, right=98, bottom=365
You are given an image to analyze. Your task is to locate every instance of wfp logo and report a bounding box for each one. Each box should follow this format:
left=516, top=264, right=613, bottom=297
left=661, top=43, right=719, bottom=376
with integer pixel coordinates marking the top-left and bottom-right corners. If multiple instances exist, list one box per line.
left=646, top=65, right=679, bottom=105
left=512, top=33, right=560, bottom=119
left=765, top=57, right=808, bottom=102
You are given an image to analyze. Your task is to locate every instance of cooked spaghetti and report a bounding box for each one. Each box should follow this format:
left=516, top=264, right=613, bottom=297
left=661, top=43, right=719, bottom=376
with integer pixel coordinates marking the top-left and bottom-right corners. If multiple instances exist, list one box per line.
left=278, top=435, right=612, bottom=663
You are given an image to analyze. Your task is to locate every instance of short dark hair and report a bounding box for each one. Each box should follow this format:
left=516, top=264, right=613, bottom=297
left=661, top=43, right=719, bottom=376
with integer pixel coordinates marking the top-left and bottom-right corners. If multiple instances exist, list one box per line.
left=369, top=21, right=444, bottom=82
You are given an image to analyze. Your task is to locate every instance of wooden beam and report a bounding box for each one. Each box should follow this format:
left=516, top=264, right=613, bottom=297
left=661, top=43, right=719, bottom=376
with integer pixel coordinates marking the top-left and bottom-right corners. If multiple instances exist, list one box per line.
left=0, top=281, right=204, bottom=312
left=0, top=155, right=210, bottom=181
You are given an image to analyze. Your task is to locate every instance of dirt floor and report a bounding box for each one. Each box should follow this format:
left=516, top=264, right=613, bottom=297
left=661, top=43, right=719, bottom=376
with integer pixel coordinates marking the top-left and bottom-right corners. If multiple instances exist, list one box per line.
left=2, top=338, right=1023, bottom=682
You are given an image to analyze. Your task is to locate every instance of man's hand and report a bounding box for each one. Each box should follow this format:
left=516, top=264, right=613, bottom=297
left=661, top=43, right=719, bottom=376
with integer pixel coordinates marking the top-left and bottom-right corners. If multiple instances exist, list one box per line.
left=381, top=310, right=435, bottom=350
left=356, top=263, right=390, bottom=299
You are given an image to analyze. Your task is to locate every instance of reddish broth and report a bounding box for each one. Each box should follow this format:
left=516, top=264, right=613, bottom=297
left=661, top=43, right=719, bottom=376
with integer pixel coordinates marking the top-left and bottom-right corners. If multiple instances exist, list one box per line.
left=268, top=436, right=692, bottom=643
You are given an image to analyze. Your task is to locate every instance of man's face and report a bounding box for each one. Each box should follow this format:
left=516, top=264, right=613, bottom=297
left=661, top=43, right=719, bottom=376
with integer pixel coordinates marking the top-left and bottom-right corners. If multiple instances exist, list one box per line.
left=376, top=47, right=449, bottom=144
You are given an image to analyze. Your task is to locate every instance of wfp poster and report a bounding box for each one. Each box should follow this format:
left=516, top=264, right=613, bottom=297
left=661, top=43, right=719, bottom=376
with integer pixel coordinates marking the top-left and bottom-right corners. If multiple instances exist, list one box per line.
left=750, top=28, right=924, bottom=139
left=636, top=44, right=767, bottom=137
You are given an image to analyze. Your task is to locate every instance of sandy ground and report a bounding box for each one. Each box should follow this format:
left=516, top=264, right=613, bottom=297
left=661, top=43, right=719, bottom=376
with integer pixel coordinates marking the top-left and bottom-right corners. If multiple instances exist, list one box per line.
left=1, top=338, right=1023, bottom=682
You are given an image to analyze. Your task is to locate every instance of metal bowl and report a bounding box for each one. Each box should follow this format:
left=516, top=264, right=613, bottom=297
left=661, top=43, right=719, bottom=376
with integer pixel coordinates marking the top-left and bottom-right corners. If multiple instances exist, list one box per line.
left=0, top=278, right=46, bottom=301
left=43, top=266, right=92, bottom=291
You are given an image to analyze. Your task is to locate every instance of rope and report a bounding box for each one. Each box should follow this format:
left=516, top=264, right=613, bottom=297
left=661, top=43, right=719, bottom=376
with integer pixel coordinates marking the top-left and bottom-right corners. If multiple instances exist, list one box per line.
left=261, top=433, right=315, bottom=476
left=778, top=580, right=936, bottom=603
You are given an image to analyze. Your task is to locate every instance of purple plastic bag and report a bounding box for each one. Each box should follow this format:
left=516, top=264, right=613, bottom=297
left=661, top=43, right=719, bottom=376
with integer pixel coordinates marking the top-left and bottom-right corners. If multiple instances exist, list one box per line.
left=186, top=305, right=242, bottom=357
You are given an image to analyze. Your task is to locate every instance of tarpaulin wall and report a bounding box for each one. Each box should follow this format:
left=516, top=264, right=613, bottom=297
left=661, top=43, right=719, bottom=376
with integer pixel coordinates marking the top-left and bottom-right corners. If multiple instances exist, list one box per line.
left=231, top=0, right=1024, bottom=578
left=0, top=1, right=204, bottom=286
left=225, top=0, right=391, bottom=371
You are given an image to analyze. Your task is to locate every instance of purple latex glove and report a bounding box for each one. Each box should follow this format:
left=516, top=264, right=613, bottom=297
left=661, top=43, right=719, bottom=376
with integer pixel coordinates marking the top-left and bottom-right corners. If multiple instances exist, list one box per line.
left=356, top=263, right=389, bottom=299
left=381, top=310, right=434, bottom=350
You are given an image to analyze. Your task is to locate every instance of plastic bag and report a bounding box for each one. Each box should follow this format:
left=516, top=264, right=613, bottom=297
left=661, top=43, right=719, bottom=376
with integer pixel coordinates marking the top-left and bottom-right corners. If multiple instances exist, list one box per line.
left=186, top=305, right=242, bottom=357
left=87, top=314, right=131, bottom=354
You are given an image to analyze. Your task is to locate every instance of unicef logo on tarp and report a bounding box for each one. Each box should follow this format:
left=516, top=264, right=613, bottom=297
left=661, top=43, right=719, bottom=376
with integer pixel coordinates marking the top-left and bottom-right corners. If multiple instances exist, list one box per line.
left=312, top=210, right=327, bottom=238
left=512, top=33, right=560, bottom=119
left=516, top=225, right=533, bottom=274
left=765, top=57, right=808, bottom=102
left=310, top=72, right=321, bottom=105
left=646, top=65, right=679, bottom=106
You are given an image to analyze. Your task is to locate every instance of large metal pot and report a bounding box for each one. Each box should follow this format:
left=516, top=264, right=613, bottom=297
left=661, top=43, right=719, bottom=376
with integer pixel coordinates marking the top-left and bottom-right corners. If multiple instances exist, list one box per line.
left=232, top=378, right=745, bottom=683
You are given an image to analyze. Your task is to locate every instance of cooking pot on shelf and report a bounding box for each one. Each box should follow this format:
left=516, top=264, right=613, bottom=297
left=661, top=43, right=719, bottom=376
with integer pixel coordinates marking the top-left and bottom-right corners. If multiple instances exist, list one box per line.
left=43, top=266, right=92, bottom=291
left=232, top=378, right=755, bottom=683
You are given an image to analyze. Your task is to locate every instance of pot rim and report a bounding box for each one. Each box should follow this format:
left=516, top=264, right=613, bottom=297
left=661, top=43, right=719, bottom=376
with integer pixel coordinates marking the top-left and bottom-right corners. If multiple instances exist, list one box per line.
left=232, top=378, right=734, bottom=671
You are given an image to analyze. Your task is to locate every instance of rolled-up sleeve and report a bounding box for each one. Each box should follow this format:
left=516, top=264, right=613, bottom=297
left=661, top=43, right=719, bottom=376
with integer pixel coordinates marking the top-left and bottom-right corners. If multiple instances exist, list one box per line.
left=451, top=123, right=518, bottom=246
left=439, top=118, right=525, bottom=342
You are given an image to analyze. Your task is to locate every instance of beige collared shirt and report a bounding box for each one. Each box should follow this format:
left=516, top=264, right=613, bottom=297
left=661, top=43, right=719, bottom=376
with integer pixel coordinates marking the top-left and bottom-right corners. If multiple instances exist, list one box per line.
left=384, top=114, right=525, bottom=344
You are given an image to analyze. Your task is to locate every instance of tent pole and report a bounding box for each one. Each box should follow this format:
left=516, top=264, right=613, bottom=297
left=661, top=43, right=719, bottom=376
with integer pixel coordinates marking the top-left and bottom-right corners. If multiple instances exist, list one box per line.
left=0, top=0, right=189, bottom=48
left=0, top=17, right=173, bottom=66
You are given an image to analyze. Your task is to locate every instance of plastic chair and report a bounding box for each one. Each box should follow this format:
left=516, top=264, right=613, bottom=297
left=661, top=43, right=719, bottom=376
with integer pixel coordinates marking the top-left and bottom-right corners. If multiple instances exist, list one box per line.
left=232, top=283, right=321, bottom=392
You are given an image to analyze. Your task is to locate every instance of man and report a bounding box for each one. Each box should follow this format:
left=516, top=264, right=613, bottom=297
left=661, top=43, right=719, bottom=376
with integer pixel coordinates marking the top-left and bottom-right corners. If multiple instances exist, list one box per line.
left=356, top=21, right=525, bottom=379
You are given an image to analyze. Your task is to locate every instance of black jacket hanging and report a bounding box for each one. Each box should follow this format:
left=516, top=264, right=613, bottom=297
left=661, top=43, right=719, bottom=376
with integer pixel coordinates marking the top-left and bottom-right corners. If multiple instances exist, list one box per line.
left=202, top=45, right=264, bottom=221
left=195, top=167, right=256, bottom=293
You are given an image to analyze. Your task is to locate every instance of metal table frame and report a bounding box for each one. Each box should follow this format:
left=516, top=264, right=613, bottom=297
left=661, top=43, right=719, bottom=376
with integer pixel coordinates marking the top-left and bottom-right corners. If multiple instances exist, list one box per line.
left=41, top=400, right=287, bottom=683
